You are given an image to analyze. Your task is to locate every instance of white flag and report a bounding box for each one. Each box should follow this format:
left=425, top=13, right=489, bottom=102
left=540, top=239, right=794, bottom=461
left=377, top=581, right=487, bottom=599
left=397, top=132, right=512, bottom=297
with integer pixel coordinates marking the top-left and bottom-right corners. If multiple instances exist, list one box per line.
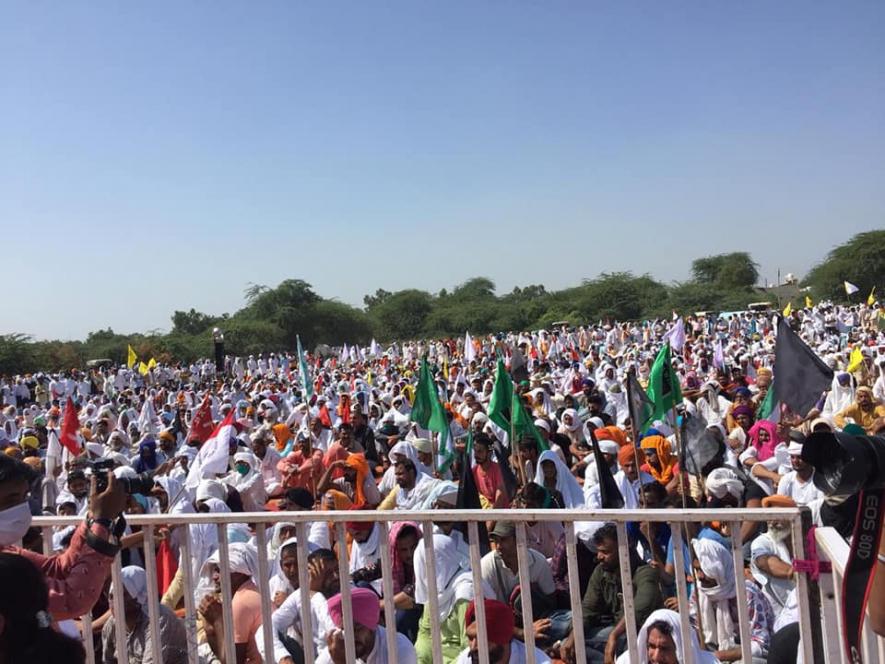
left=464, top=332, right=476, bottom=363
left=370, top=338, right=380, bottom=357
left=138, top=399, right=159, bottom=436
left=844, top=281, right=860, bottom=296
left=339, top=343, right=349, bottom=364
left=663, top=318, right=686, bottom=352
left=185, top=410, right=237, bottom=489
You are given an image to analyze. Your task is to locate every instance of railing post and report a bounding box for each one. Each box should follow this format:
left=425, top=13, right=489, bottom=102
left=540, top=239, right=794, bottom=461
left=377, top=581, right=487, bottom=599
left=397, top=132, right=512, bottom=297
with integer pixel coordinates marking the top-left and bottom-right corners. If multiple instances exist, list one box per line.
left=467, top=521, right=491, bottom=664
left=793, top=507, right=824, bottom=664
left=614, top=521, right=639, bottom=664
left=295, top=522, right=317, bottom=664
left=377, top=521, right=399, bottom=664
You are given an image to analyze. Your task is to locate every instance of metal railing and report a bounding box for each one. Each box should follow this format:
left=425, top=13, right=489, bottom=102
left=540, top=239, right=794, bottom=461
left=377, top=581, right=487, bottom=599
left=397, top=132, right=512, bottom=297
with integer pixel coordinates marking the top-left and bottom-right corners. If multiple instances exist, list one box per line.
left=35, top=507, right=816, bottom=664
left=815, top=526, right=885, bottom=664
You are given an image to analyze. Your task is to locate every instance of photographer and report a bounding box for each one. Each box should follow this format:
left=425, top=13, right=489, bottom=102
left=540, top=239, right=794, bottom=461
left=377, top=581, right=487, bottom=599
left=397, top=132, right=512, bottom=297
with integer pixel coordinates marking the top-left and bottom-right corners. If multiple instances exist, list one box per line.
left=0, top=454, right=127, bottom=621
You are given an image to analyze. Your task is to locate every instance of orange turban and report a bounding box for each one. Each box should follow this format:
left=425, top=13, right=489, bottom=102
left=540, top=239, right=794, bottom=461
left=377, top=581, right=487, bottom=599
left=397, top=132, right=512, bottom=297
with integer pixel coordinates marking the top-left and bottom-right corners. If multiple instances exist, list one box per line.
left=640, top=435, right=677, bottom=485
left=762, top=495, right=797, bottom=508
left=600, top=426, right=628, bottom=447
left=344, top=453, right=370, bottom=508
left=618, top=445, right=644, bottom=467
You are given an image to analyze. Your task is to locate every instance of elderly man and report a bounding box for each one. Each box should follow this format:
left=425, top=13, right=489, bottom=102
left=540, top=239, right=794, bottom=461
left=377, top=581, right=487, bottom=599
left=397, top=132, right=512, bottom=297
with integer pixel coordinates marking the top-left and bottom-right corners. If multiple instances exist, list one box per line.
left=834, top=386, right=885, bottom=432
left=750, top=496, right=797, bottom=620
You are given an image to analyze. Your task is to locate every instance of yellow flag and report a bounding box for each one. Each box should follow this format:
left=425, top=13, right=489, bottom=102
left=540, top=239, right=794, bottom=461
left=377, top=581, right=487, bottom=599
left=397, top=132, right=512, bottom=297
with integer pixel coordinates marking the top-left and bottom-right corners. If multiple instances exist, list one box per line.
left=138, top=361, right=149, bottom=376
left=805, top=295, right=813, bottom=308
left=442, top=357, right=449, bottom=381
left=147, top=358, right=157, bottom=370
left=869, top=286, right=877, bottom=306
left=782, top=302, right=792, bottom=318
left=127, top=345, right=137, bottom=369
left=367, top=369, right=373, bottom=386
left=847, top=346, right=864, bottom=373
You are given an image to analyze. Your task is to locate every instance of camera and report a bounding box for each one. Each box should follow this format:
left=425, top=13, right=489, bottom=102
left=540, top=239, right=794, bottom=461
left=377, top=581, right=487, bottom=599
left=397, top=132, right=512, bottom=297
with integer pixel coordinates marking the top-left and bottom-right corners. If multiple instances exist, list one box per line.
left=802, top=431, right=885, bottom=497
left=90, top=459, right=157, bottom=496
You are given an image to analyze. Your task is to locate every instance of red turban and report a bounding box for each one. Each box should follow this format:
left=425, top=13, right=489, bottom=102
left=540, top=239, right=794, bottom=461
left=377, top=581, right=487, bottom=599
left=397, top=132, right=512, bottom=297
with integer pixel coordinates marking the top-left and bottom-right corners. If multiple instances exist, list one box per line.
left=465, top=599, right=514, bottom=646
left=345, top=505, right=374, bottom=533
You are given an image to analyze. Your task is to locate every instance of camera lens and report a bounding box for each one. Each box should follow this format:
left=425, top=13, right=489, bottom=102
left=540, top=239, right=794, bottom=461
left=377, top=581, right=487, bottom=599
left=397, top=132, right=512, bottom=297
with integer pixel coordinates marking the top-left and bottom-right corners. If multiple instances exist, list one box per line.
left=803, top=432, right=885, bottom=497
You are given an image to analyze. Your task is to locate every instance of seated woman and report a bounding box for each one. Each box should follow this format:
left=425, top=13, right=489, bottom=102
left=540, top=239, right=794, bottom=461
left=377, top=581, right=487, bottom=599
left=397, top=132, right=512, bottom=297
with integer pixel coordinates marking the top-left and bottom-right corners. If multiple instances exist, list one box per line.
left=533, top=449, right=585, bottom=509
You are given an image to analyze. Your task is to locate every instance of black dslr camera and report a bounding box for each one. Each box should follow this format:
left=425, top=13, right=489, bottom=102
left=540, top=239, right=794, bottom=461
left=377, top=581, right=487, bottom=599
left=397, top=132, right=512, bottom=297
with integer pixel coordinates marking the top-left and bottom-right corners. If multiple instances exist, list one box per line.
left=90, top=459, right=156, bottom=495
left=802, top=431, right=885, bottom=497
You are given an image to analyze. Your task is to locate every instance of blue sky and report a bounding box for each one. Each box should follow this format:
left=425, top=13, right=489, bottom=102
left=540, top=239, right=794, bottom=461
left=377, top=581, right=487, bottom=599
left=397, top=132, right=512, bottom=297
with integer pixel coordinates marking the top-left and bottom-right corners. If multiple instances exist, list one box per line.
left=2, top=1, right=883, bottom=340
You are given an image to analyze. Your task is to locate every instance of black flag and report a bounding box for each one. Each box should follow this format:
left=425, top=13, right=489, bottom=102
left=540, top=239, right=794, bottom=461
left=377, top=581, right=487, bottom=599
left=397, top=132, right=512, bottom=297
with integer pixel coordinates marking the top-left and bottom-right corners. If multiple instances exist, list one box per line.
left=509, top=348, right=530, bottom=385
left=626, top=370, right=655, bottom=434
left=455, top=446, right=490, bottom=556
left=772, top=318, right=834, bottom=418
left=587, top=429, right=624, bottom=509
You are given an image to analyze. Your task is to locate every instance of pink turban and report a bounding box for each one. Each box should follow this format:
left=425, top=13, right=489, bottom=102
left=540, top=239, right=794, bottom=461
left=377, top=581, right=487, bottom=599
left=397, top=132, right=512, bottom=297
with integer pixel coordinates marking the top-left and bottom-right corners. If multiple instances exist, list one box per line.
left=327, top=588, right=380, bottom=631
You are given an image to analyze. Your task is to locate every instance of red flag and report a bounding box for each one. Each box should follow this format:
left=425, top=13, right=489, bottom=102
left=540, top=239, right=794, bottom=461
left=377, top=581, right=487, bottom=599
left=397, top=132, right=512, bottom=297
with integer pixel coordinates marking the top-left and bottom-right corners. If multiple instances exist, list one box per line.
left=59, top=397, right=82, bottom=456
left=155, top=539, right=179, bottom=595
left=187, top=395, right=215, bottom=445
left=318, top=404, right=332, bottom=428
left=336, top=394, right=352, bottom=425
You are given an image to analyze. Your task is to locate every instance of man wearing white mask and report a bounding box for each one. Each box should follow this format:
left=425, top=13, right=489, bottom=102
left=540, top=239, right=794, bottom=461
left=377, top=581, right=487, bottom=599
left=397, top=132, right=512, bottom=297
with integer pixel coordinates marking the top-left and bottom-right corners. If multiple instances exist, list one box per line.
left=0, top=455, right=127, bottom=620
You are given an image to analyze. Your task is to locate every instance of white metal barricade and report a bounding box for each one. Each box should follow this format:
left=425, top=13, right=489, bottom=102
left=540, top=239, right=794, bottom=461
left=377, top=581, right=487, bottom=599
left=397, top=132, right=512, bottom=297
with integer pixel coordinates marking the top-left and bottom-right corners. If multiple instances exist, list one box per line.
left=816, top=526, right=885, bottom=664
left=33, top=507, right=824, bottom=664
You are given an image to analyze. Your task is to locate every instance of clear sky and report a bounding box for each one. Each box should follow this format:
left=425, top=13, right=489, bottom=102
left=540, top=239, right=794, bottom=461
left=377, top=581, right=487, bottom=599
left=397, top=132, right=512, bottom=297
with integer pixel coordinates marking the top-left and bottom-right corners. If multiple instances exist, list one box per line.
left=3, top=1, right=883, bottom=340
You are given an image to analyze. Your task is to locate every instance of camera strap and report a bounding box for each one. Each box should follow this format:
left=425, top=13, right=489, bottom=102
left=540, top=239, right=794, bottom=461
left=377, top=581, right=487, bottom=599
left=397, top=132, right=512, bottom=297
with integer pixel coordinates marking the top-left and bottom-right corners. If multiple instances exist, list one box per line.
left=841, top=488, right=884, bottom=664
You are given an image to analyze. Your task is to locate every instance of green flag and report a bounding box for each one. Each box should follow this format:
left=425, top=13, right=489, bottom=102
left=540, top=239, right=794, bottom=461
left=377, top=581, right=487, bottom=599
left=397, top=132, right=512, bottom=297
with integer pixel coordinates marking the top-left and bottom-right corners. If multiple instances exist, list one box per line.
left=487, top=358, right=514, bottom=431
left=297, top=335, right=313, bottom=399
left=757, top=384, right=777, bottom=422
left=411, top=359, right=454, bottom=471
left=644, top=343, right=683, bottom=427
left=511, top=390, right=549, bottom=452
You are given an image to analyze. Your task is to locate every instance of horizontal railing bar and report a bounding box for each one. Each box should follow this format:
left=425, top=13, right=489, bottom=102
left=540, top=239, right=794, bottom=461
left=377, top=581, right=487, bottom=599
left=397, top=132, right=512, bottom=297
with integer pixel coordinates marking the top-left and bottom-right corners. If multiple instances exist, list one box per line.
left=33, top=507, right=802, bottom=526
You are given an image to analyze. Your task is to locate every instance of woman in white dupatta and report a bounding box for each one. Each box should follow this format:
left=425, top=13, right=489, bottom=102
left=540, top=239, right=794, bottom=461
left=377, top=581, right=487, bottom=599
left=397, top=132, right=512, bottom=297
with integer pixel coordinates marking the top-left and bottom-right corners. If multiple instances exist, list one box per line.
left=413, top=533, right=480, bottom=664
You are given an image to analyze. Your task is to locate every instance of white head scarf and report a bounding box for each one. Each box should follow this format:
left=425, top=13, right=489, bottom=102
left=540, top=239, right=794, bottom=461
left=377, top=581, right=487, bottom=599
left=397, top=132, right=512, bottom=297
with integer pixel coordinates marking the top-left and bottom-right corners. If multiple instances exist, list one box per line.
left=116, top=565, right=149, bottom=611
left=693, top=538, right=737, bottom=651
left=196, top=541, right=260, bottom=600
left=558, top=408, right=581, bottom=433
left=349, top=523, right=381, bottom=572
left=616, top=608, right=719, bottom=664
left=413, top=534, right=476, bottom=621
left=534, top=449, right=586, bottom=509
left=154, top=475, right=192, bottom=515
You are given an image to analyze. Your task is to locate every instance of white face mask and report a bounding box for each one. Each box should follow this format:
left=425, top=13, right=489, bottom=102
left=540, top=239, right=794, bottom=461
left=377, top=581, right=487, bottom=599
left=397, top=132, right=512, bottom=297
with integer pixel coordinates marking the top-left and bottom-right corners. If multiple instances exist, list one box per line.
left=0, top=501, right=33, bottom=546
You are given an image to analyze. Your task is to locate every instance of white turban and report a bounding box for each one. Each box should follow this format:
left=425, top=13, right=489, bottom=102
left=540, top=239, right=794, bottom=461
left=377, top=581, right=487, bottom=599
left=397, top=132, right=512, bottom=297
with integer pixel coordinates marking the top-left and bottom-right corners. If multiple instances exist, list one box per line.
left=705, top=467, right=743, bottom=501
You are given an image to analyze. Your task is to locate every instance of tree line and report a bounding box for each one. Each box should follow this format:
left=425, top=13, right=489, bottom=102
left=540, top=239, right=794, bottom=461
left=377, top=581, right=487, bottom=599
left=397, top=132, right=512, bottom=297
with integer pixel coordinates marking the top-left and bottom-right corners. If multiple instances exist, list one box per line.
left=2, top=230, right=882, bottom=374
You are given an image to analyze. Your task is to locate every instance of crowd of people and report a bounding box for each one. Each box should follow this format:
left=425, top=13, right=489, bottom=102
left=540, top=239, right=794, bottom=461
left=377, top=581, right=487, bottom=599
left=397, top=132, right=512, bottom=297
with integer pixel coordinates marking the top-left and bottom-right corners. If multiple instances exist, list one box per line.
left=1, top=299, right=884, bottom=664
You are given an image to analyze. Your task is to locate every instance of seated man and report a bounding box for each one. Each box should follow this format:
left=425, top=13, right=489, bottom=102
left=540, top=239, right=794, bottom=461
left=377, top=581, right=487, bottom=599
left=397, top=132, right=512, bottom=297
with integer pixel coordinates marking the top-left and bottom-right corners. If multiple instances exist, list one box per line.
left=198, top=542, right=263, bottom=664
left=271, top=548, right=340, bottom=664
left=316, top=587, right=416, bottom=664
left=560, top=523, right=663, bottom=664
left=776, top=438, right=824, bottom=507
left=453, top=598, right=551, bottom=664
left=377, top=459, right=438, bottom=511
left=749, top=496, right=796, bottom=620
left=834, top=386, right=885, bottom=432
left=617, top=609, right=719, bottom=664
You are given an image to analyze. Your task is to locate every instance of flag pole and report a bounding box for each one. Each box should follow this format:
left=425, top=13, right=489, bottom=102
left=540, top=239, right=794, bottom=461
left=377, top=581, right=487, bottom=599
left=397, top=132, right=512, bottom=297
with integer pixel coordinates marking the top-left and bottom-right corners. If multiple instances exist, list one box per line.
left=624, top=369, right=648, bottom=511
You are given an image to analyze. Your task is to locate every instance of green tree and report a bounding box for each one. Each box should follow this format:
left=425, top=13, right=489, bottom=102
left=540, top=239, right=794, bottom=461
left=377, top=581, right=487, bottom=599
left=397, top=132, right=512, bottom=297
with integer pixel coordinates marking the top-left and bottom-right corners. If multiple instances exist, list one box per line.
left=369, top=289, right=434, bottom=340
left=803, top=230, right=885, bottom=301
left=691, top=252, right=759, bottom=290
left=171, top=309, right=217, bottom=336
left=0, top=334, right=37, bottom=375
